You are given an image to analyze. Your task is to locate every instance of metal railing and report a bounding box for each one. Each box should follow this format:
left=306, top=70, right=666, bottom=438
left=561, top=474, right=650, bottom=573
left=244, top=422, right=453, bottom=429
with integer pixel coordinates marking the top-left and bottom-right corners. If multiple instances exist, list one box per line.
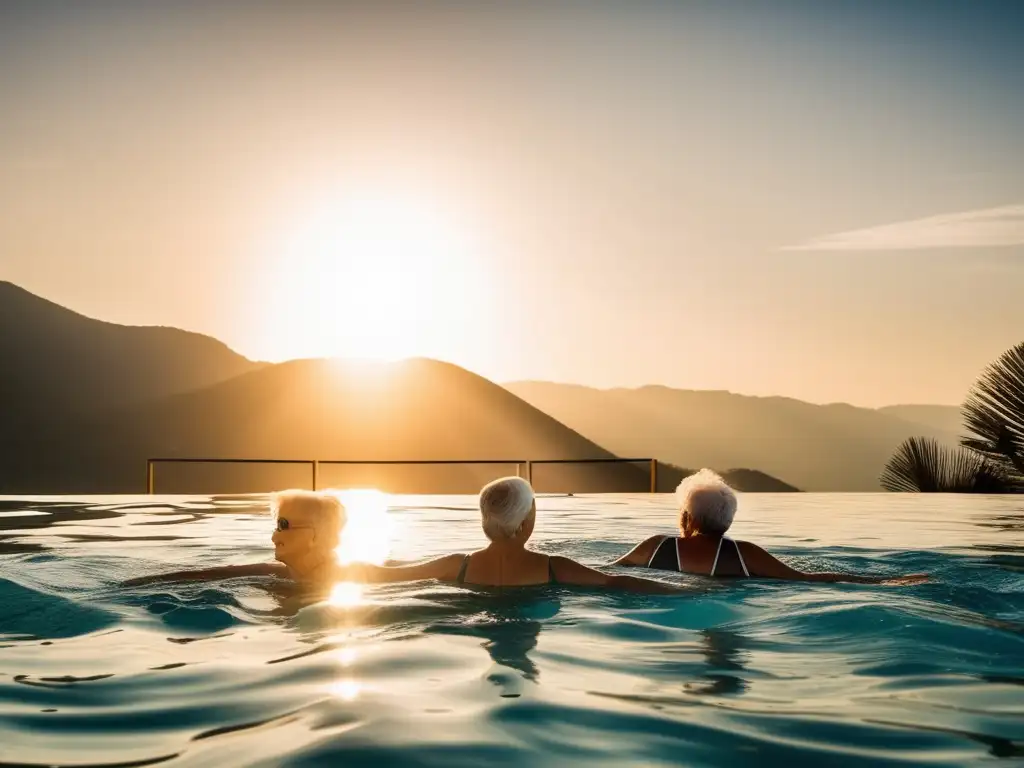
left=145, top=457, right=658, bottom=494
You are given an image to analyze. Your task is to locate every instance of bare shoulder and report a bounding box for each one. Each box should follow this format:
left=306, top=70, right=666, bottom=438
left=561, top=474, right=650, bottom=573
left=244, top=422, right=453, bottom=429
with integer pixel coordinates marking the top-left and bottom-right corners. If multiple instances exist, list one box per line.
left=550, top=555, right=610, bottom=585
left=430, top=552, right=470, bottom=579
left=612, top=534, right=667, bottom=566
left=411, top=552, right=468, bottom=582
left=734, top=539, right=766, bottom=559
left=734, top=540, right=775, bottom=562
left=734, top=541, right=804, bottom=579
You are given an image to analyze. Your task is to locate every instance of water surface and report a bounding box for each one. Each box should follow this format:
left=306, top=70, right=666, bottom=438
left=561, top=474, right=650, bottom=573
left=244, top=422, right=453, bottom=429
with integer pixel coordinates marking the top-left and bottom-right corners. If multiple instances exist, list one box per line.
left=1, top=492, right=1023, bottom=766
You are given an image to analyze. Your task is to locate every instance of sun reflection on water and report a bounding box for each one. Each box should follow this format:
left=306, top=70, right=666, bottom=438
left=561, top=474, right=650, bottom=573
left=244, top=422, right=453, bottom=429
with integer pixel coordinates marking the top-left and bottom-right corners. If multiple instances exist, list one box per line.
left=328, top=645, right=362, bottom=701
left=330, top=679, right=361, bottom=701
left=329, top=581, right=363, bottom=607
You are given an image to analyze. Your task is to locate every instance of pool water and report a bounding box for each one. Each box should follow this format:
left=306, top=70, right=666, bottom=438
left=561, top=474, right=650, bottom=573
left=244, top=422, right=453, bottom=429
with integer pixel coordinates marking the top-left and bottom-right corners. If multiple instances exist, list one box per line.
left=1, top=492, right=1023, bottom=766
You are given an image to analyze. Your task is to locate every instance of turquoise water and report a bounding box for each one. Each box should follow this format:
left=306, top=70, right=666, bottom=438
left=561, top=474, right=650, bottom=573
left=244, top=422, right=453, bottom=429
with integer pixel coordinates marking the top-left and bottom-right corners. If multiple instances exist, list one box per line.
left=1, top=492, right=1023, bottom=766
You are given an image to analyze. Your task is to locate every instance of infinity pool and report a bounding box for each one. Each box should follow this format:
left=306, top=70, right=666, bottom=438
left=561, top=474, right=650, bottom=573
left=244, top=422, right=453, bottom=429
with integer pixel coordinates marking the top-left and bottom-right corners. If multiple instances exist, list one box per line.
left=1, top=492, right=1022, bottom=766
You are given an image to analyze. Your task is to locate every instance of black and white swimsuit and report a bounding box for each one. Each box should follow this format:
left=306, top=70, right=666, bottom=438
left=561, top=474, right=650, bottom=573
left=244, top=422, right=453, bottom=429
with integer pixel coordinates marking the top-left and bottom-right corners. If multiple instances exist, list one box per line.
left=647, top=536, right=750, bottom=577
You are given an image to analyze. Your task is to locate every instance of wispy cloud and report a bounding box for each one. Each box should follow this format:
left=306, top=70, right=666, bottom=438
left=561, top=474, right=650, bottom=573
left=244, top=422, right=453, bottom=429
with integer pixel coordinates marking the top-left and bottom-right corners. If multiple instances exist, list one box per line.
left=784, top=203, right=1024, bottom=251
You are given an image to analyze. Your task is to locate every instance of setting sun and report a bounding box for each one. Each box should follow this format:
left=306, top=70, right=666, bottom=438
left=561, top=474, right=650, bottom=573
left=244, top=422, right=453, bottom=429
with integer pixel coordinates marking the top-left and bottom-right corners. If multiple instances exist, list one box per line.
left=257, top=192, right=491, bottom=363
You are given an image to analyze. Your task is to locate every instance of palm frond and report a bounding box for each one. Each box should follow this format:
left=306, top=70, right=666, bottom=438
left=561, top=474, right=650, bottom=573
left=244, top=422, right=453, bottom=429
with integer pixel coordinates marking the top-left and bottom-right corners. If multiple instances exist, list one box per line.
left=961, top=341, right=1024, bottom=476
left=880, top=436, right=1012, bottom=493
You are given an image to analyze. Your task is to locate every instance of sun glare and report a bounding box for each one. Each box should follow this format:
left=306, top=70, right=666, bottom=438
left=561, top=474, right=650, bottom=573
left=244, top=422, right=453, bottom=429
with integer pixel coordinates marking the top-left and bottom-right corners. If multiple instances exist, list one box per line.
left=260, top=192, right=491, bottom=363
left=334, top=488, right=394, bottom=566
left=325, top=489, right=393, bottom=611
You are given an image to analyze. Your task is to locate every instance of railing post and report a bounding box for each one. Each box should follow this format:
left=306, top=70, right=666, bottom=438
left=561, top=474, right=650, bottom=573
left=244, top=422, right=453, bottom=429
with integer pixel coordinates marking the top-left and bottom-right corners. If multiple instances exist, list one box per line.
left=650, top=458, right=657, bottom=493
left=147, top=460, right=155, bottom=494
left=312, top=460, right=319, bottom=491
left=526, top=461, right=533, bottom=485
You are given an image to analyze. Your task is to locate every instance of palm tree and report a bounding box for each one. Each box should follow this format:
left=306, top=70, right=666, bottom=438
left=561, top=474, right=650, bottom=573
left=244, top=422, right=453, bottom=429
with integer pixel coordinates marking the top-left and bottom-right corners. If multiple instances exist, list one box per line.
left=880, top=342, right=1024, bottom=493
left=961, top=342, right=1024, bottom=482
left=879, top=436, right=1011, bottom=493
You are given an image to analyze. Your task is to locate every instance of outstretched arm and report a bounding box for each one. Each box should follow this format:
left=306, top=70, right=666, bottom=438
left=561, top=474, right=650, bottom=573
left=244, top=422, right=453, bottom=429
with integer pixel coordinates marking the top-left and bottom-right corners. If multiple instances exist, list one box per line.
left=552, top=556, right=688, bottom=594
left=738, top=543, right=927, bottom=585
left=124, top=563, right=286, bottom=586
left=337, top=553, right=467, bottom=584
left=611, top=535, right=664, bottom=567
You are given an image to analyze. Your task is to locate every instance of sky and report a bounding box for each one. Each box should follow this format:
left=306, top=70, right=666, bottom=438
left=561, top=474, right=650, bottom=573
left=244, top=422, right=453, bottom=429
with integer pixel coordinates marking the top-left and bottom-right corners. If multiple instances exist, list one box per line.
left=1, top=0, right=1023, bottom=408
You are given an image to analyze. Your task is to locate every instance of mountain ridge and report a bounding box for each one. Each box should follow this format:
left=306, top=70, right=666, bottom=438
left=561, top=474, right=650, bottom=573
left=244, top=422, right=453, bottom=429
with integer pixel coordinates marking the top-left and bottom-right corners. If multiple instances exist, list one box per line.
left=503, top=381, right=960, bottom=491
left=0, top=280, right=265, bottom=423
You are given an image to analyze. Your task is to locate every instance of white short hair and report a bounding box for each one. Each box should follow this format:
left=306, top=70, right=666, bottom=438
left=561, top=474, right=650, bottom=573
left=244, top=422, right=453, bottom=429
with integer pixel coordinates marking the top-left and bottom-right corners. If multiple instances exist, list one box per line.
left=479, top=476, right=535, bottom=541
left=675, top=469, right=737, bottom=535
left=272, top=489, right=346, bottom=545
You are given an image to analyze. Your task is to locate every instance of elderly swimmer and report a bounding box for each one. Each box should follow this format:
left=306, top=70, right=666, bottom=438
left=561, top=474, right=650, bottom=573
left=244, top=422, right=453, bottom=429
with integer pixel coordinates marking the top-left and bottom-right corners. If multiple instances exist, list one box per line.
left=124, top=490, right=343, bottom=587
left=614, top=469, right=928, bottom=585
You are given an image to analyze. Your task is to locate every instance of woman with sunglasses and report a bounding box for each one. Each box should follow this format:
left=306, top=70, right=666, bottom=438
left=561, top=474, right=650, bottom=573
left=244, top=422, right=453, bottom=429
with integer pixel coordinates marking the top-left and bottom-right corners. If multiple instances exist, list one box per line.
left=124, top=490, right=344, bottom=587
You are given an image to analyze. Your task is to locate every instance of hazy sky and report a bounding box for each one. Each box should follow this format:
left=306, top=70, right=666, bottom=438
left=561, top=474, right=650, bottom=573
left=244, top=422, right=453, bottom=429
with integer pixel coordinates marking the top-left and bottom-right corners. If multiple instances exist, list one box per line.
left=2, top=1, right=1022, bottom=407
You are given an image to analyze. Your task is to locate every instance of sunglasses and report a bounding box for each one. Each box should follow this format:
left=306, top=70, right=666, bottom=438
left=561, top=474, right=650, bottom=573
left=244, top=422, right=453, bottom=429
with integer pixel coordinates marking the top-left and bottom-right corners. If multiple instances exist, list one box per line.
left=275, top=518, right=314, bottom=532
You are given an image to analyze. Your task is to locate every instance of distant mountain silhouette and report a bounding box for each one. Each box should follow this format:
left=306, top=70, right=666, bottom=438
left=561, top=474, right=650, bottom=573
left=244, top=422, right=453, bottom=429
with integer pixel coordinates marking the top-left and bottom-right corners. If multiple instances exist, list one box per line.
left=504, top=382, right=959, bottom=491
left=876, top=404, right=964, bottom=437
left=0, top=281, right=263, bottom=431
left=718, top=468, right=801, bottom=493
left=656, top=463, right=801, bottom=493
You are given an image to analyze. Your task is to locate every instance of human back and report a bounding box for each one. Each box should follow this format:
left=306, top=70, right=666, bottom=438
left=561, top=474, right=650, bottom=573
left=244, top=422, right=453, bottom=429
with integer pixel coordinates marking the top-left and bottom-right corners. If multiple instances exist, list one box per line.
left=641, top=469, right=749, bottom=578
left=457, top=547, right=558, bottom=587
left=453, top=474, right=556, bottom=587
left=647, top=531, right=750, bottom=578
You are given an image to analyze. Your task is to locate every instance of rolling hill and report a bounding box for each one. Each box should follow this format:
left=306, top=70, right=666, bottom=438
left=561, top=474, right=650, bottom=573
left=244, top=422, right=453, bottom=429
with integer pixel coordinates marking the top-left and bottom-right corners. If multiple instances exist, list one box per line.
left=0, top=280, right=264, bottom=429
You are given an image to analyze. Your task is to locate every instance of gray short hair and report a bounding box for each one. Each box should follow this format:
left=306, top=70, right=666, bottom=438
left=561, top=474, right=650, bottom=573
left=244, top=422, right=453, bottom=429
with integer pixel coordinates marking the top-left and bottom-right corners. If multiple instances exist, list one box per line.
left=675, top=469, right=737, bottom=536
left=272, top=489, right=346, bottom=545
left=479, top=476, right=535, bottom=541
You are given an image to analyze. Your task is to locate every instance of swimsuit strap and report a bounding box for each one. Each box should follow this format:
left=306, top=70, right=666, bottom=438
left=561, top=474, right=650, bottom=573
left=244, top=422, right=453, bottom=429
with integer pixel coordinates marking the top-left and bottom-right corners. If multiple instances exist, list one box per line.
left=709, top=537, right=725, bottom=576
left=455, top=554, right=471, bottom=584
left=731, top=537, right=750, bottom=577
left=647, top=535, right=671, bottom=567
